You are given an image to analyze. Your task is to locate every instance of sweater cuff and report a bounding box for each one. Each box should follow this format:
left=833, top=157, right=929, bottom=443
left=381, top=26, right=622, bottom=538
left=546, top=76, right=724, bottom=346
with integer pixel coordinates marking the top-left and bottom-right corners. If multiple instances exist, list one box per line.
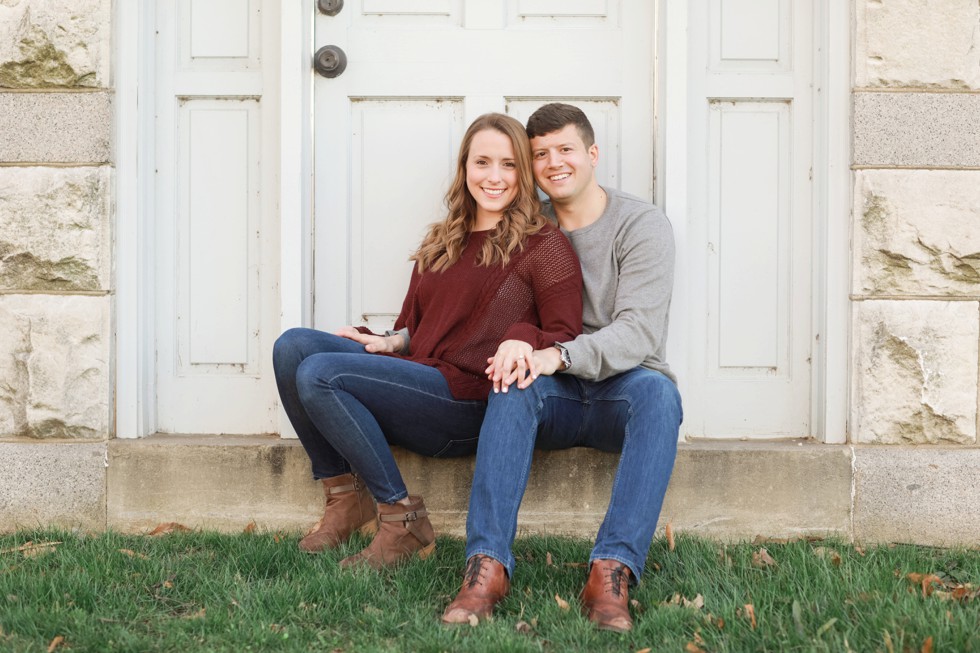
left=503, top=323, right=545, bottom=350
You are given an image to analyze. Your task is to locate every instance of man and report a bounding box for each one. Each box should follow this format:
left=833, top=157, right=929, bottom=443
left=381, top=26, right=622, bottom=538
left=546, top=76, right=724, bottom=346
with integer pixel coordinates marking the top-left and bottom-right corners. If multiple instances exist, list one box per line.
left=441, top=103, right=682, bottom=632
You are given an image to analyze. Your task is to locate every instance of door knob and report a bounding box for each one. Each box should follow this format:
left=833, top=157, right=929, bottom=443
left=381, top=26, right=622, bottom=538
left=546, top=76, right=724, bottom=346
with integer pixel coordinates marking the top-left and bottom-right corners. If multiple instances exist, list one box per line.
left=314, top=45, right=347, bottom=78
left=318, top=0, right=343, bottom=15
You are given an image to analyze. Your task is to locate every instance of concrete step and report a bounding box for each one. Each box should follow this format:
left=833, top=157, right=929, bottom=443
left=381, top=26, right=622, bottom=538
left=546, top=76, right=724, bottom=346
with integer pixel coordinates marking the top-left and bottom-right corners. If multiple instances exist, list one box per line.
left=3, top=435, right=978, bottom=547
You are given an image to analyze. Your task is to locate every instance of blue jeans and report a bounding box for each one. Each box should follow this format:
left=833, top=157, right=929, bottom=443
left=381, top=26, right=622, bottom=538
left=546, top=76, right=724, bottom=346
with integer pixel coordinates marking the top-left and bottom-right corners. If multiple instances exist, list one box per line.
left=273, top=328, right=487, bottom=503
left=464, top=368, right=682, bottom=580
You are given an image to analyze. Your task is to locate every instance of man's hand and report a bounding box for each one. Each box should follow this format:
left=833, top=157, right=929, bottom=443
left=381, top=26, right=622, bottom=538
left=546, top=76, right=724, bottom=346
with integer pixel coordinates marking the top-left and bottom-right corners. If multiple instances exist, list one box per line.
left=487, top=344, right=566, bottom=393
left=335, top=326, right=404, bottom=354
left=485, top=339, right=535, bottom=393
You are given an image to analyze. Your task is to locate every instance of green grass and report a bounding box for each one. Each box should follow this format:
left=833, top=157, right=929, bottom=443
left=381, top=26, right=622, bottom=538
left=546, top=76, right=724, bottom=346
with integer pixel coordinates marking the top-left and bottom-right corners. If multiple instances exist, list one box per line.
left=1, top=529, right=978, bottom=652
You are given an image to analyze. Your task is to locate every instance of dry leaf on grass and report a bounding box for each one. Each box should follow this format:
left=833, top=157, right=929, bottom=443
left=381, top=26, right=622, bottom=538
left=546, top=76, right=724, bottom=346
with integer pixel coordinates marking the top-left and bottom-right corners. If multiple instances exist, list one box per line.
left=147, top=522, right=191, bottom=536
left=636, top=648, right=652, bottom=653
left=752, top=548, right=778, bottom=568
left=738, top=603, right=757, bottom=629
left=546, top=552, right=553, bottom=566
left=663, top=593, right=704, bottom=610
left=813, top=547, right=842, bottom=567
left=883, top=630, right=895, bottom=653
left=554, top=594, right=570, bottom=611
left=515, top=620, right=532, bottom=633
left=684, top=643, right=706, bottom=653
left=118, top=549, right=149, bottom=560
left=467, top=613, right=479, bottom=627
left=47, top=636, right=65, bottom=652
left=905, top=572, right=979, bottom=602
left=244, top=521, right=257, bottom=534
left=921, top=636, right=934, bottom=653
left=665, top=522, right=675, bottom=551
left=1, top=541, right=62, bottom=556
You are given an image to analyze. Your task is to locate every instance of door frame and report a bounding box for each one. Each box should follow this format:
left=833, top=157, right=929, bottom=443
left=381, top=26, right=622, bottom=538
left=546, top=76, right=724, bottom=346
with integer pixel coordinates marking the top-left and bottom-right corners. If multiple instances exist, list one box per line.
left=115, top=0, right=850, bottom=441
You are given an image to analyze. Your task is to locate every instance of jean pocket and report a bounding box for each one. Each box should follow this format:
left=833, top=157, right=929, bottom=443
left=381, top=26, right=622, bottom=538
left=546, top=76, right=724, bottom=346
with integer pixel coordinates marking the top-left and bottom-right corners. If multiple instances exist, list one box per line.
left=432, top=437, right=480, bottom=458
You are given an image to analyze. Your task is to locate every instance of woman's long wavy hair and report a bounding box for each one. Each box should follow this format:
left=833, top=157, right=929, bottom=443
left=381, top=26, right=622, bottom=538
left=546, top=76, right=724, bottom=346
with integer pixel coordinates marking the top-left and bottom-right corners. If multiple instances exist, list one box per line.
left=412, top=113, right=547, bottom=272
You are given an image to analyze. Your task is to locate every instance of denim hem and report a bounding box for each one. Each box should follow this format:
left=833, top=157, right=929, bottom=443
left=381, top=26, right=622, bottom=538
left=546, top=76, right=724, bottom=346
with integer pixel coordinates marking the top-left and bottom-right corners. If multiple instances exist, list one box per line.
left=589, top=551, right=642, bottom=584
left=466, top=547, right=514, bottom=579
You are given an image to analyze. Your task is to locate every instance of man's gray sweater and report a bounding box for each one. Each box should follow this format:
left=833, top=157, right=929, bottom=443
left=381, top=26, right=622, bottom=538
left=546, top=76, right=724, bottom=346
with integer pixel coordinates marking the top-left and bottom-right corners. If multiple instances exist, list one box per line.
left=548, top=186, right=676, bottom=384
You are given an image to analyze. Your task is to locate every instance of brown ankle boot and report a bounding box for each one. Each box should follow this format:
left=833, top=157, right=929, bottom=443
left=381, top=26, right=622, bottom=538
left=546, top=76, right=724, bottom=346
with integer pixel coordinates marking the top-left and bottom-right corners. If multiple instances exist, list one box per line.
left=580, top=559, right=633, bottom=632
left=441, top=554, right=510, bottom=624
left=298, top=474, right=377, bottom=553
left=339, top=496, right=435, bottom=569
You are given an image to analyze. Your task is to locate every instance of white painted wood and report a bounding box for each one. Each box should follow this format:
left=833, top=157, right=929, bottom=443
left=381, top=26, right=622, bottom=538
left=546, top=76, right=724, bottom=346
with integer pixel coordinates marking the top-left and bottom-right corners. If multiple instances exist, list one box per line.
left=719, top=0, right=780, bottom=61
left=114, top=0, right=156, bottom=438
left=189, top=0, right=249, bottom=58
left=313, top=0, right=656, bottom=332
left=154, top=0, right=281, bottom=434
left=685, top=0, right=814, bottom=438
left=516, top=0, right=609, bottom=18
left=362, top=0, right=452, bottom=15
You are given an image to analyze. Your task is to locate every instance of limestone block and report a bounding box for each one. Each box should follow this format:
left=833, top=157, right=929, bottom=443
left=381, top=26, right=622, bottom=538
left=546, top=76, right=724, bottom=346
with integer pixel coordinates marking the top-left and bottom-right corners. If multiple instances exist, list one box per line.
left=0, top=166, right=110, bottom=291
left=0, top=441, right=106, bottom=532
left=854, top=170, right=980, bottom=296
left=0, top=92, right=111, bottom=162
left=852, top=300, right=979, bottom=444
left=853, top=92, right=980, bottom=168
left=0, top=294, right=109, bottom=439
left=853, top=447, right=980, bottom=546
left=855, top=0, right=980, bottom=90
left=0, top=0, right=111, bottom=88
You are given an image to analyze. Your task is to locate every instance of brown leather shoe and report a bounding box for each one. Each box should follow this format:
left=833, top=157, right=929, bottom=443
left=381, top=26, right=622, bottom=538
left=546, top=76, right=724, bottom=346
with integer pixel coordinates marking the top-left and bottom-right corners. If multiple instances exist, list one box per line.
left=441, top=555, right=510, bottom=624
left=340, top=496, right=435, bottom=569
left=580, top=559, right=633, bottom=632
left=298, top=474, right=377, bottom=553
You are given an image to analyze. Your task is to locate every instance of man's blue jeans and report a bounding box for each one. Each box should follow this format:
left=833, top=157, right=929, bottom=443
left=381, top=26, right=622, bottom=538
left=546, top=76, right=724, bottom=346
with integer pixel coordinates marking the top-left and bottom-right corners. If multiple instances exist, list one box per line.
left=273, top=328, right=487, bottom=503
left=464, top=368, right=682, bottom=581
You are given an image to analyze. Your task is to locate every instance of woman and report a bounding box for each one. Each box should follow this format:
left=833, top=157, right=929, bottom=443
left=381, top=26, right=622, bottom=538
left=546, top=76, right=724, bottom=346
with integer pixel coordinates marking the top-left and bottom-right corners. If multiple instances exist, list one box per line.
left=273, top=113, right=582, bottom=569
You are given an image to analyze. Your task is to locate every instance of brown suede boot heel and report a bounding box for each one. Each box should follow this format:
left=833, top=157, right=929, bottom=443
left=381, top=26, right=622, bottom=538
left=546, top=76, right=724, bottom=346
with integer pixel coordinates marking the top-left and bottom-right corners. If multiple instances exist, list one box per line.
left=339, top=496, right=435, bottom=569
left=298, top=473, right=377, bottom=553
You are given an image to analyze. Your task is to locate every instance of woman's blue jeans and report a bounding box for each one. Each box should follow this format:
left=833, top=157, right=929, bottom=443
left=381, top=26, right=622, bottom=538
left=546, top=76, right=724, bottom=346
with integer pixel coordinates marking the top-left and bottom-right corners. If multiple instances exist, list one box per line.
left=464, top=368, right=682, bottom=581
left=273, top=328, right=487, bottom=503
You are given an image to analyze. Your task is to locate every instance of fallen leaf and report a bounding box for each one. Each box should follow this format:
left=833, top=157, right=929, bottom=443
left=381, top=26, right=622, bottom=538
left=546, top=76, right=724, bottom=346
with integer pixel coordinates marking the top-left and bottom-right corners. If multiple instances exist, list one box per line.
left=684, top=642, right=706, bottom=653
left=792, top=599, right=804, bottom=636
left=813, top=547, right=842, bottom=567
left=467, top=613, right=479, bottom=627
left=546, top=552, right=553, bottom=566
left=118, top=548, right=149, bottom=560
left=906, top=573, right=944, bottom=597
left=816, top=617, right=838, bottom=636
left=921, top=636, right=934, bottom=653
left=554, top=594, right=570, bottom=611
left=752, top=548, right=778, bottom=568
left=162, top=580, right=174, bottom=589
left=47, top=635, right=65, bottom=652
left=273, top=533, right=282, bottom=543
left=630, top=599, right=641, bottom=609
left=854, top=546, right=866, bottom=556
left=743, top=603, right=757, bottom=629
left=147, top=522, right=191, bottom=536
left=705, top=613, right=725, bottom=629
left=515, top=620, right=531, bottom=633
left=636, top=648, right=652, bottom=653
left=244, top=521, right=257, bottom=534
left=1, top=541, right=62, bottom=556
left=666, top=523, right=675, bottom=551
left=883, top=630, right=895, bottom=653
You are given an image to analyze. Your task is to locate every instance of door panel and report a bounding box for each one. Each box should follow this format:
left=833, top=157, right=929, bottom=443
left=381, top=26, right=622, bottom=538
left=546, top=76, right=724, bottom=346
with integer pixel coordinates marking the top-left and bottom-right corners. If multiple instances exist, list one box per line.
left=313, top=0, right=656, bottom=332
left=154, top=0, right=280, bottom=434
left=686, top=0, right=813, bottom=437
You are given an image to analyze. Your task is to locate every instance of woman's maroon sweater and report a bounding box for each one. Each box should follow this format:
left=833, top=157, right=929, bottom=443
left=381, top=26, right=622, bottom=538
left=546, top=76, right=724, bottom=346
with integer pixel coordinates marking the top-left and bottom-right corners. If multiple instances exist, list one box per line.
left=368, top=224, right=583, bottom=400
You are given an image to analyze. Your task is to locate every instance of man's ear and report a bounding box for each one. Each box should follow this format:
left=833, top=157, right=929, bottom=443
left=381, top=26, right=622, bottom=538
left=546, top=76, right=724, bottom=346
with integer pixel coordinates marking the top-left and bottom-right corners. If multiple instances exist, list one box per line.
left=589, top=143, right=599, bottom=167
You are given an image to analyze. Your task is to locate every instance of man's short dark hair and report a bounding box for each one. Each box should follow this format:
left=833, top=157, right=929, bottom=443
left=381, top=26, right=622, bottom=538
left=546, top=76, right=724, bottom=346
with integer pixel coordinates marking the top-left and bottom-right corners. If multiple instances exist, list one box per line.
left=526, top=103, right=596, bottom=148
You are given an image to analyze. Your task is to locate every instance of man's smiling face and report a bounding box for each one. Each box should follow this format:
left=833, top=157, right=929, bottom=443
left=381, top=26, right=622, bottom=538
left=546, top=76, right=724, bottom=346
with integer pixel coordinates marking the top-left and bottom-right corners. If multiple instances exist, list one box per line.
left=530, top=123, right=599, bottom=205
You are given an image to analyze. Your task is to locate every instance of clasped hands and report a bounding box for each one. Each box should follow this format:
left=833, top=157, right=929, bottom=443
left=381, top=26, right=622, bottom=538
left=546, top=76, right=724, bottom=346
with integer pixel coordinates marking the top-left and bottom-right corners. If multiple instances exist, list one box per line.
left=485, top=339, right=563, bottom=394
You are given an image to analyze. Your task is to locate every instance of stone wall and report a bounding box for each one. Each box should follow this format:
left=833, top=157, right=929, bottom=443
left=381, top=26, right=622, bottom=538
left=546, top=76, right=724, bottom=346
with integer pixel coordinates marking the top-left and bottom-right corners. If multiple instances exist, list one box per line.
left=0, top=0, right=112, bottom=440
left=851, top=0, right=980, bottom=443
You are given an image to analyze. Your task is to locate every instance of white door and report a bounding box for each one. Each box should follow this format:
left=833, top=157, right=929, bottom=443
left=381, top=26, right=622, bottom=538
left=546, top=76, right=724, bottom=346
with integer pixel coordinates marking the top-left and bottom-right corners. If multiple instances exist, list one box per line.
left=312, top=1, right=657, bottom=333
left=682, top=0, right=814, bottom=438
left=153, top=0, right=281, bottom=434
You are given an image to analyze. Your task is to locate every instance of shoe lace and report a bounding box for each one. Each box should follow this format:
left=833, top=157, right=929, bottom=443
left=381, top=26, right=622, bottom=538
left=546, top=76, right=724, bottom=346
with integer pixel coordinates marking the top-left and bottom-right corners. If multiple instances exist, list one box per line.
left=603, top=563, right=630, bottom=598
left=463, top=555, right=490, bottom=589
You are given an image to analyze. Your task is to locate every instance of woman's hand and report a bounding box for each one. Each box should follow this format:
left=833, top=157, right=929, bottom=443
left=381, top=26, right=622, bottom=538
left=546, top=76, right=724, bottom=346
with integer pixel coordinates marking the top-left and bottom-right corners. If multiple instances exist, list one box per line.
left=335, top=326, right=404, bottom=354
left=485, top=339, right=535, bottom=393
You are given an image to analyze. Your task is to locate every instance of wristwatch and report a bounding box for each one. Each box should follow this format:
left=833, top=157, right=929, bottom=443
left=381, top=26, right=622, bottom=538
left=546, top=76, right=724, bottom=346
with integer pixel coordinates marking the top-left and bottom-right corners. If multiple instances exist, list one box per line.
left=553, top=342, right=572, bottom=371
